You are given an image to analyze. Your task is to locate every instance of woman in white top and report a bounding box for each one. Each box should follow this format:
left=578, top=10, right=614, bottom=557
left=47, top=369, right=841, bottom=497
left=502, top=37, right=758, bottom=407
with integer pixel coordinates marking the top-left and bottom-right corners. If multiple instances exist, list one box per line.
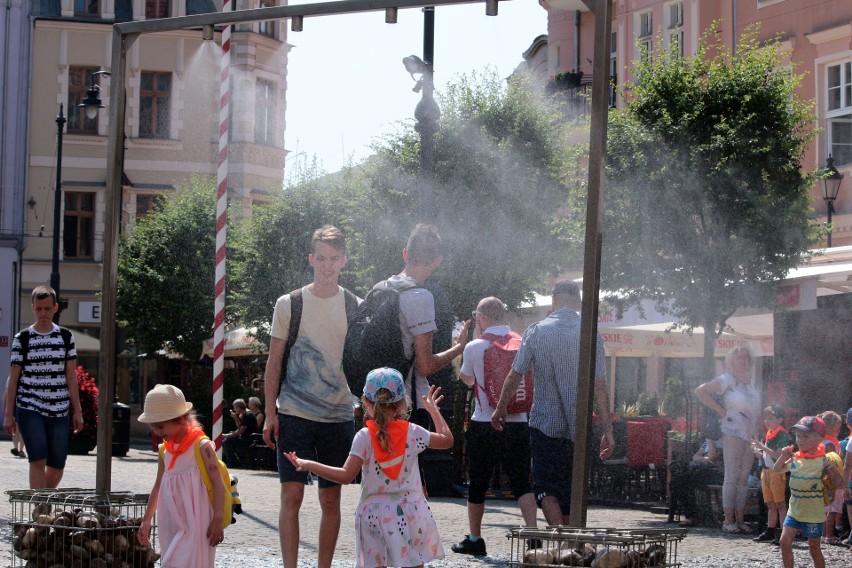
left=695, top=345, right=760, bottom=534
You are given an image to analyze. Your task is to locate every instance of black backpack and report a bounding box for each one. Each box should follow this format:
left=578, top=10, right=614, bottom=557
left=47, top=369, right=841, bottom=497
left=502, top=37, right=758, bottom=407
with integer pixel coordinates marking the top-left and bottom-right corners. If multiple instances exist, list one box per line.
left=342, top=279, right=422, bottom=397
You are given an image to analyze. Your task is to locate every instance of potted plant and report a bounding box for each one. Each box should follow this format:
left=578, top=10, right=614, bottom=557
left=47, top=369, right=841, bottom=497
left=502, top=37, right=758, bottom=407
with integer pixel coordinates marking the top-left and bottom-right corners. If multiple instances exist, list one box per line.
left=68, top=366, right=99, bottom=454
left=547, top=71, right=584, bottom=93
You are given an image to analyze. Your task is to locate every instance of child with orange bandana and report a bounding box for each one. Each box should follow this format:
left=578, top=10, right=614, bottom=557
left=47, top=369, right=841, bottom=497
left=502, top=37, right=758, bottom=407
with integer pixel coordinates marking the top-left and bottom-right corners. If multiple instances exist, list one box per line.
left=137, top=384, right=226, bottom=568
left=751, top=405, right=792, bottom=544
left=286, top=368, right=452, bottom=568
left=774, top=416, right=843, bottom=568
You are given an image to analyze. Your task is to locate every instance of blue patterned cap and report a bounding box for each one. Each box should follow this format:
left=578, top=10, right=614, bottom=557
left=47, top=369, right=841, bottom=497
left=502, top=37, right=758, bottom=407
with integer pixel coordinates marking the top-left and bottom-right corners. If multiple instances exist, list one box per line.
left=363, top=367, right=406, bottom=403
left=847, top=407, right=852, bottom=427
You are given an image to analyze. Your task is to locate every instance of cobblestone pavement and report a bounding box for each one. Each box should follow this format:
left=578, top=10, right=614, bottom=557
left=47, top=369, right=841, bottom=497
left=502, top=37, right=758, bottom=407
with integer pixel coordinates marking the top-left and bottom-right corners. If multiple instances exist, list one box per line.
left=0, top=441, right=849, bottom=567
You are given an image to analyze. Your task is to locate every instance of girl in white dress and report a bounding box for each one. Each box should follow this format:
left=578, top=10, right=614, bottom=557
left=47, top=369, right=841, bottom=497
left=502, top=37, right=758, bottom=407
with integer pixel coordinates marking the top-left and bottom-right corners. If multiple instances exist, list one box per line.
left=286, top=367, right=452, bottom=568
left=137, top=384, right=226, bottom=568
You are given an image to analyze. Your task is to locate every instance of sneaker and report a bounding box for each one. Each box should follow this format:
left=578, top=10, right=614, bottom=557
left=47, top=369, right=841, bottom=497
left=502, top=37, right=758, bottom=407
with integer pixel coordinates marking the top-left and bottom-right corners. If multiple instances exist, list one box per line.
left=526, top=538, right=543, bottom=550
left=753, top=529, right=775, bottom=542
left=451, top=535, right=487, bottom=556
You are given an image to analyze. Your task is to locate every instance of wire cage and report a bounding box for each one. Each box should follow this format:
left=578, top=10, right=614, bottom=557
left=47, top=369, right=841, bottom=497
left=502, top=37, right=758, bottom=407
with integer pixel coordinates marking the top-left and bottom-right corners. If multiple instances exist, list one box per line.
left=506, top=526, right=687, bottom=568
left=7, top=488, right=157, bottom=568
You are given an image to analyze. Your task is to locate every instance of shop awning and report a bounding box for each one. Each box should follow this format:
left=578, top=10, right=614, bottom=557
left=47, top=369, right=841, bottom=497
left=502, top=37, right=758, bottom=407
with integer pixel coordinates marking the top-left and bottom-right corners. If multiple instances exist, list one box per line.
left=201, top=327, right=266, bottom=358
left=67, top=329, right=100, bottom=353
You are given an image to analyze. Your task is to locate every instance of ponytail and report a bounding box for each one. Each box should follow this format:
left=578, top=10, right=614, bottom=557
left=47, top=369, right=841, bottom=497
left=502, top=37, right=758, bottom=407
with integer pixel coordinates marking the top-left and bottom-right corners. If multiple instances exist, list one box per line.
left=366, top=389, right=410, bottom=453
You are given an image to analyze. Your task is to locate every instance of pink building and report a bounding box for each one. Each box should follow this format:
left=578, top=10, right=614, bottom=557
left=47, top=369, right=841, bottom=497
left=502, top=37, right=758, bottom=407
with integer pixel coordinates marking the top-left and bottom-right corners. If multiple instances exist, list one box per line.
left=540, top=0, right=852, bottom=246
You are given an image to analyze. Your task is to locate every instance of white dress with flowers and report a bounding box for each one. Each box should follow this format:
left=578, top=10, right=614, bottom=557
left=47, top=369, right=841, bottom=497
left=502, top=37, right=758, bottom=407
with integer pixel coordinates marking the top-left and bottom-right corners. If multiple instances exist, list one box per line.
left=157, top=440, right=216, bottom=568
left=350, top=423, right=444, bottom=568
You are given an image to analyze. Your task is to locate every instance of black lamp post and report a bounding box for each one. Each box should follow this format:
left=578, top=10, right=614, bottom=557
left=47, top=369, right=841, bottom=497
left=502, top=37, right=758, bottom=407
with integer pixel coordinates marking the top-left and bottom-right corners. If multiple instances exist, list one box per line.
left=823, top=154, right=844, bottom=248
left=50, top=105, right=66, bottom=323
left=402, top=7, right=439, bottom=222
left=80, top=70, right=112, bottom=120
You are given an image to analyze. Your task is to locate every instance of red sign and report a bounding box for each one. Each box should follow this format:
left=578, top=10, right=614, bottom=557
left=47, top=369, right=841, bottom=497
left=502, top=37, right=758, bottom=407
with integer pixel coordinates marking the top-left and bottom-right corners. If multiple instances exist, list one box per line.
left=0, top=336, right=8, bottom=347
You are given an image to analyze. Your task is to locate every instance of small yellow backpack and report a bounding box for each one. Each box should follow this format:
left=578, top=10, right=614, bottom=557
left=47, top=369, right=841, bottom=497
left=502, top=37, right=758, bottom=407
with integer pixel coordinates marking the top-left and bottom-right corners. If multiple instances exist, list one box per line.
left=158, top=436, right=242, bottom=528
left=822, top=451, right=843, bottom=506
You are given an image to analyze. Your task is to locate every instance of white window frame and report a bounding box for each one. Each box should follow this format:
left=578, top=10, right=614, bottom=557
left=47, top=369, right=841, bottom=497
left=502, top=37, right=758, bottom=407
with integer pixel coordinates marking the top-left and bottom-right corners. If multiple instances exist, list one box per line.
left=665, top=2, right=683, bottom=57
left=826, top=61, right=852, bottom=166
left=639, top=11, right=653, bottom=38
left=636, top=11, right=653, bottom=62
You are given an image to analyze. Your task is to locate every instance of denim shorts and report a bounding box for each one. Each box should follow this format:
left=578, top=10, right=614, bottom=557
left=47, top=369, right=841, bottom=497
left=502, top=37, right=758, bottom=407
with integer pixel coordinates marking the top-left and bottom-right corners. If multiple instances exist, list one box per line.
left=15, top=407, right=70, bottom=469
left=783, top=515, right=824, bottom=539
left=530, top=427, right=574, bottom=512
left=276, top=414, right=355, bottom=488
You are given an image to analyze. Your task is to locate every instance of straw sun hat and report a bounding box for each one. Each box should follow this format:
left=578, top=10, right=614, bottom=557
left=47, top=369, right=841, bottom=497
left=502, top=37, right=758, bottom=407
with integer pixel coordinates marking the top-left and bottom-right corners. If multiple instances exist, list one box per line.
left=138, top=384, right=193, bottom=424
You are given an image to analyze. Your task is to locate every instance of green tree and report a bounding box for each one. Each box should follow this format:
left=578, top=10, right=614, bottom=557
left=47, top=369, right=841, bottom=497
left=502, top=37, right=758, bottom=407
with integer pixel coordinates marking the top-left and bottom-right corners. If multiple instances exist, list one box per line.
left=603, top=28, right=821, bottom=376
left=117, top=178, right=230, bottom=360
left=349, top=69, right=575, bottom=316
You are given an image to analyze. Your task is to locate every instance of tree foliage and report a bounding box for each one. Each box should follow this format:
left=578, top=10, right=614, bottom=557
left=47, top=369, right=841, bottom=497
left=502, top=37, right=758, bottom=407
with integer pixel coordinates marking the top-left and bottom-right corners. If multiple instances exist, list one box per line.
left=119, top=71, right=577, bottom=355
left=603, top=27, right=821, bottom=373
left=348, top=69, right=574, bottom=316
left=117, top=178, right=224, bottom=360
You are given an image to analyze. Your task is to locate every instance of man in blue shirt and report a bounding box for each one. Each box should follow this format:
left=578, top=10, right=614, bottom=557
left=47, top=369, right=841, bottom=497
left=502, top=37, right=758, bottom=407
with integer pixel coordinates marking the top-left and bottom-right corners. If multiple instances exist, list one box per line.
left=492, top=280, right=615, bottom=526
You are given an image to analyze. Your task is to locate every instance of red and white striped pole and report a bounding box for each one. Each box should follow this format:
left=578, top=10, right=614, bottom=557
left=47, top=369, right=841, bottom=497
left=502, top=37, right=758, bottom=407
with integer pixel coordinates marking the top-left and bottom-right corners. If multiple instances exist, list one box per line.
left=212, top=0, right=231, bottom=456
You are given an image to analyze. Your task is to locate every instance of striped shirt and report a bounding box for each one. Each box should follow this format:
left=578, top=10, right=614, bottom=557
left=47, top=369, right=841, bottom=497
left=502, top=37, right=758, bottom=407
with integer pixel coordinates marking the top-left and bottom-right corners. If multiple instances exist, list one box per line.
left=512, top=308, right=606, bottom=440
left=10, top=325, right=76, bottom=417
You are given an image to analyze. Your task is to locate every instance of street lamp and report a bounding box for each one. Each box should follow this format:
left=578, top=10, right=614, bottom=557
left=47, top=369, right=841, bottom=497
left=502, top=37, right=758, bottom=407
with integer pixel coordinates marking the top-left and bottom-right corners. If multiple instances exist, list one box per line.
left=402, top=7, right=440, bottom=222
left=50, top=105, right=66, bottom=323
left=823, top=154, right=844, bottom=248
left=79, top=70, right=112, bottom=120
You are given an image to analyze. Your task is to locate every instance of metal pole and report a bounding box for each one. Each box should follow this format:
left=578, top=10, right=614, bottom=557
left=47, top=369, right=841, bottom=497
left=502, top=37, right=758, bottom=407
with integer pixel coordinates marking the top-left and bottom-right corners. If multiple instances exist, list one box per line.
left=826, top=199, right=833, bottom=248
left=97, top=28, right=135, bottom=494
left=51, top=105, right=65, bottom=323
left=570, top=0, right=612, bottom=527
left=416, top=6, right=438, bottom=222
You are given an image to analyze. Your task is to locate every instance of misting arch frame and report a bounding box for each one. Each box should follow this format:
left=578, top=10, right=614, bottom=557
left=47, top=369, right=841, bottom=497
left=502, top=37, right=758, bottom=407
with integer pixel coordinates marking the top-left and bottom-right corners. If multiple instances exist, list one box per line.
left=96, top=0, right=614, bottom=531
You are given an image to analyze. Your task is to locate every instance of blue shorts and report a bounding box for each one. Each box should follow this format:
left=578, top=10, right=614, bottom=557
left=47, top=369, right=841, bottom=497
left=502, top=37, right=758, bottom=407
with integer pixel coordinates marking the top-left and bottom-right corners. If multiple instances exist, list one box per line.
left=15, top=407, right=70, bottom=470
left=530, top=427, right=573, bottom=512
left=276, top=414, right=354, bottom=488
left=783, top=515, right=824, bottom=539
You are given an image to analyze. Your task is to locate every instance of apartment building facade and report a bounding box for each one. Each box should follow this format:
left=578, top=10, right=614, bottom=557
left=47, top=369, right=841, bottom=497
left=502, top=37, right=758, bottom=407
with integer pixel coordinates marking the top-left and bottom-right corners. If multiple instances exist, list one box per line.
left=1, top=0, right=288, bottom=381
left=540, top=0, right=852, bottom=246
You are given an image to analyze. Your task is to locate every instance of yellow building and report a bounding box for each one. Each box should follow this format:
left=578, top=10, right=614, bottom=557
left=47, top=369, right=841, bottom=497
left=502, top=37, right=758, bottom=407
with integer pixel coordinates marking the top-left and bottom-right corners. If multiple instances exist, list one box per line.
left=19, top=0, right=289, bottom=352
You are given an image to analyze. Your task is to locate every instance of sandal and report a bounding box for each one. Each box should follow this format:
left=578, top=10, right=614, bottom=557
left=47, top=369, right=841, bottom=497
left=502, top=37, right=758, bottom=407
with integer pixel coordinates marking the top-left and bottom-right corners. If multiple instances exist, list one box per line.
left=722, top=523, right=744, bottom=534
left=823, top=537, right=841, bottom=546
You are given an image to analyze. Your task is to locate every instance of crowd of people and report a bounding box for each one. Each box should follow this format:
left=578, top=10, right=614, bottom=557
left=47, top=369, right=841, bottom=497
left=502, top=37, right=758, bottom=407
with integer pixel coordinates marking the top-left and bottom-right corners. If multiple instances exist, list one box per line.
left=3, top=224, right=851, bottom=568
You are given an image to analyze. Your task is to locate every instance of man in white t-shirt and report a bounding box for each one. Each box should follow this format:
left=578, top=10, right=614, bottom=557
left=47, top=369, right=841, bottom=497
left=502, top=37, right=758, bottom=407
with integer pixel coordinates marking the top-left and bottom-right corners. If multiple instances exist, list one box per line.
left=452, top=297, right=536, bottom=557
left=262, top=225, right=359, bottom=568
left=383, top=224, right=471, bottom=407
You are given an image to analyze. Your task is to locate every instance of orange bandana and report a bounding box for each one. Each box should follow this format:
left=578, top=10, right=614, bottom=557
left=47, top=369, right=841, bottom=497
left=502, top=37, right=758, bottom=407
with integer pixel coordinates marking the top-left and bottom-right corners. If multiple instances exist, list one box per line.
left=794, top=443, right=825, bottom=460
left=765, top=426, right=786, bottom=442
left=366, top=419, right=409, bottom=480
left=163, top=426, right=204, bottom=471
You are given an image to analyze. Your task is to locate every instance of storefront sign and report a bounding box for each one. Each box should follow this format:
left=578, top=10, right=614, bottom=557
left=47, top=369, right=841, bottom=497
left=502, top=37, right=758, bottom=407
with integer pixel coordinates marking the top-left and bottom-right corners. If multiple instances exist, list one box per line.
left=78, top=301, right=101, bottom=323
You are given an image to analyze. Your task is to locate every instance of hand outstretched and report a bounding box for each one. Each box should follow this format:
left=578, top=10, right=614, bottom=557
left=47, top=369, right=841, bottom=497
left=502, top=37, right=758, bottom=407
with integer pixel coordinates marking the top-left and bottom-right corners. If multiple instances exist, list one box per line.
left=421, top=385, right=444, bottom=413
